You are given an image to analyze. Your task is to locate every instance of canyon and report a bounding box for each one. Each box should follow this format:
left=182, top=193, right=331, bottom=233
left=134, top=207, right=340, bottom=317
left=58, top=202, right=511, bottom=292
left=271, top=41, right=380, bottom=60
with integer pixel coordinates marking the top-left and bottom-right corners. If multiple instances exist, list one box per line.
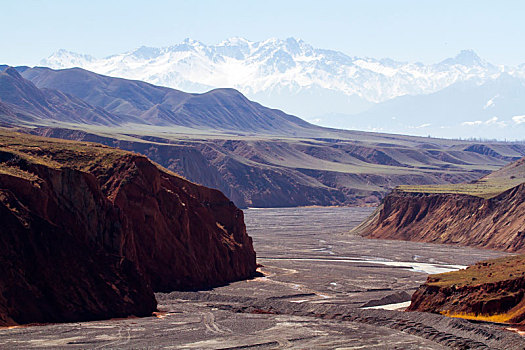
left=1, top=207, right=523, bottom=349
left=5, top=4, right=525, bottom=347
left=2, top=63, right=525, bottom=346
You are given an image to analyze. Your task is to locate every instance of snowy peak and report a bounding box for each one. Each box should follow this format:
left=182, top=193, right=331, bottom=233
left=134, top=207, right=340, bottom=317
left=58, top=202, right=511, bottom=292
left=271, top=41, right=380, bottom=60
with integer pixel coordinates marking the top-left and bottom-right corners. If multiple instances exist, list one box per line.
left=218, top=37, right=252, bottom=47
left=40, top=38, right=516, bottom=111
left=41, top=49, right=95, bottom=68
left=438, top=49, right=488, bottom=67
left=36, top=38, right=525, bottom=140
left=455, top=49, right=483, bottom=65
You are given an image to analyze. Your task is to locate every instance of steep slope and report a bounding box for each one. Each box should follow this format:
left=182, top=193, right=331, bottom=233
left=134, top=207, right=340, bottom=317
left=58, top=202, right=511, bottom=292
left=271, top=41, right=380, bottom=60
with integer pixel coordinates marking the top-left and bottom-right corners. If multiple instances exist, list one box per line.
left=0, top=101, right=19, bottom=125
left=357, top=157, right=525, bottom=251
left=98, top=151, right=256, bottom=291
left=0, top=194, right=156, bottom=326
left=407, top=255, right=525, bottom=325
left=356, top=158, right=525, bottom=324
left=19, top=66, right=315, bottom=135
left=0, top=67, right=123, bottom=126
left=484, top=155, right=525, bottom=181
left=0, top=136, right=157, bottom=326
left=360, top=183, right=525, bottom=252
left=0, top=130, right=256, bottom=325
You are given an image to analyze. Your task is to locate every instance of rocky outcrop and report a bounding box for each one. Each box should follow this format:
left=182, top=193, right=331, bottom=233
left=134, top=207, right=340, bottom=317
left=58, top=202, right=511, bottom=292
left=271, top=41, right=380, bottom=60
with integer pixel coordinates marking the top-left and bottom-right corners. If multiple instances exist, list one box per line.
left=358, top=183, right=525, bottom=252
left=407, top=255, right=525, bottom=324
left=0, top=130, right=256, bottom=325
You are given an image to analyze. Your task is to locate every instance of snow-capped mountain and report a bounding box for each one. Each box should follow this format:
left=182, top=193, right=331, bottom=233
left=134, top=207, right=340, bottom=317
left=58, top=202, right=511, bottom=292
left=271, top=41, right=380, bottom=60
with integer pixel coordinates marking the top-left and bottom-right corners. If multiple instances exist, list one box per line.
left=40, top=38, right=525, bottom=139
left=40, top=38, right=503, bottom=109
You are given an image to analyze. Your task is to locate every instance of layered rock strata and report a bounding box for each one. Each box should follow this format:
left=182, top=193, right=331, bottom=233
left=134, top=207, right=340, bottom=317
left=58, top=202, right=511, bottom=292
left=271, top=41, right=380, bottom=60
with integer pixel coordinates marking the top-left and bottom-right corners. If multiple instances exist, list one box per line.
left=358, top=184, right=525, bottom=252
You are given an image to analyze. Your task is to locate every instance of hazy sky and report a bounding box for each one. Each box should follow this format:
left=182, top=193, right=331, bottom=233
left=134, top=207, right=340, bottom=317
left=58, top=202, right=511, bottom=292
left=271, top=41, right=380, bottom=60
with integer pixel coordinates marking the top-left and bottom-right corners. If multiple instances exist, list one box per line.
left=2, top=0, right=525, bottom=66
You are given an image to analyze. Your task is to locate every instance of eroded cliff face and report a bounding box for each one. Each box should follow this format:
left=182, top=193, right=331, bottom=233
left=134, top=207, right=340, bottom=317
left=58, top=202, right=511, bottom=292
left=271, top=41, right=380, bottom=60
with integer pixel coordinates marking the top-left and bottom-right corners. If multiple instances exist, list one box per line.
left=0, top=130, right=256, bottom=325
left=407, top=256, right=525, bottom=324
left=98, top=154, right=256, bottom=291
left=0, top=165, right=156, bottom=326
left=359, top=184, right=525, bottom=252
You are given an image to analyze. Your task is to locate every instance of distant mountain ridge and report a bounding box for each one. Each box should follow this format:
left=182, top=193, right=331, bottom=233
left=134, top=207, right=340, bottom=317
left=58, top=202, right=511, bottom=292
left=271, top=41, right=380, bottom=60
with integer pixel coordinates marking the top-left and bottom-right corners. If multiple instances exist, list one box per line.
left=332, top=73, right=525, bottom=140
left=41, top=38, right=508, bottom=105
left=38, top=38, right=525, bottom=139
left=0, top=66, right=123, bottom=126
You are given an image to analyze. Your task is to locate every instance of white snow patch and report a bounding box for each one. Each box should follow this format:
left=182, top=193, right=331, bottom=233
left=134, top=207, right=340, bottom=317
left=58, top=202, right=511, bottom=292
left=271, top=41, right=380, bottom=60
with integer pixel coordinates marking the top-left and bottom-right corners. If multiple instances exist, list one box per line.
left=363, top=301, right=412, bottom=311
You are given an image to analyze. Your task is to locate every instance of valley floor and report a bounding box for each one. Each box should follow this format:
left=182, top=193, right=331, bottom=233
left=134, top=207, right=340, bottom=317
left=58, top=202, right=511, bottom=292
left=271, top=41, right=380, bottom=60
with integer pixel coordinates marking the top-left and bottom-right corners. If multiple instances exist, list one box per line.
left=1, top=207, right=524, bottom=349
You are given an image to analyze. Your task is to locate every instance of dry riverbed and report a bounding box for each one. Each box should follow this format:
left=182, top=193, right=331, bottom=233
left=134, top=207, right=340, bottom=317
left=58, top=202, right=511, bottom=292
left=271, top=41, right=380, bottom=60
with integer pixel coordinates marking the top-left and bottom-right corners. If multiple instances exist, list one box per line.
left=1, top=207, right=524, bottom=349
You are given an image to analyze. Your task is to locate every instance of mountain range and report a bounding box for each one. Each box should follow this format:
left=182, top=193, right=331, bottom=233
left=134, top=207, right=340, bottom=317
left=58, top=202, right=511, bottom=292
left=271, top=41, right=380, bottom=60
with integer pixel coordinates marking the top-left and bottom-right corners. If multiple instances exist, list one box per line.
left=0, top=65, right=313, bottom=136
left=2, top=64, right=525, bottom=207
left=39, top=37, right=525, bottom=139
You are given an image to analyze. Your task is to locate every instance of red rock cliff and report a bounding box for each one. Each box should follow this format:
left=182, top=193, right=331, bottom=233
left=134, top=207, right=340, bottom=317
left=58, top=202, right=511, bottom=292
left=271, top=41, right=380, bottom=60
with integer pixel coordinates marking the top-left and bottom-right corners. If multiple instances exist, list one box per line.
left=98, top=154, right=256, bottom=291
left=0, top=163, right=156, bottom=326
left=358, top=184, right=525, bottom=252
left=407, top=255, right=525, bottom=324
left=0, top=130, right=256, bottom=325
left=356, top=158, right=525, bottom=325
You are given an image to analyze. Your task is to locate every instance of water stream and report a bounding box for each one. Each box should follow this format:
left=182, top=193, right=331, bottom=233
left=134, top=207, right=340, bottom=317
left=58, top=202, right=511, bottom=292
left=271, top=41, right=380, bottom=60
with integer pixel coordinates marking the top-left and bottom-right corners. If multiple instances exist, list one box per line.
left=258, top=257, right=467, bottom=275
